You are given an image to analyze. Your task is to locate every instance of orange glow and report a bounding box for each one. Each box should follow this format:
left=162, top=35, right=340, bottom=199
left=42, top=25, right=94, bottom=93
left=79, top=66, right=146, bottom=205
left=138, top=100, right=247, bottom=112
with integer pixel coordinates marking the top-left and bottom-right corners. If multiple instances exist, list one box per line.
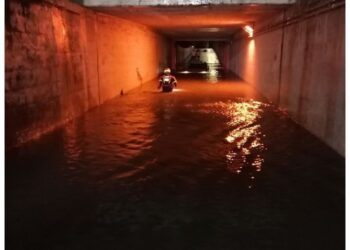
left=247, top=39, right=255, bottom=76
left=242, top=39, right=256, bottom=86
left=51, top=10, right=68, bottom=50
left=247, top=39, right=255, bottom=58
left=172, top=88, right=185, bottom=92
left=243, top=25, right=254, bottom=38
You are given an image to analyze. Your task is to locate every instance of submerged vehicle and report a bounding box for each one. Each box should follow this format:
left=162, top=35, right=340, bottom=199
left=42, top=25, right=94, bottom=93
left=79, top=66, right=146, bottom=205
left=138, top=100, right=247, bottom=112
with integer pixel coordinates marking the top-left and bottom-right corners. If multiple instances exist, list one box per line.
left=159, top=68, right=177, bottom=92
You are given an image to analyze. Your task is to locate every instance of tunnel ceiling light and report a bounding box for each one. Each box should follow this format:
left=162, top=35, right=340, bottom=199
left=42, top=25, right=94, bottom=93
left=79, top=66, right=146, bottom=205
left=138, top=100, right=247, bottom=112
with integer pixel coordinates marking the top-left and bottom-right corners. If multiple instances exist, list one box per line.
left=243, top=25, right=254, bottom=38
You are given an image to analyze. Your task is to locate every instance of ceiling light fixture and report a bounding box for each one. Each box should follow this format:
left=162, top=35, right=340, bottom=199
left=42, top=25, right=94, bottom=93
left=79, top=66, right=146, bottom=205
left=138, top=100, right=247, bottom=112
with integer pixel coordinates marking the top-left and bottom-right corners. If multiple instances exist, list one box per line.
left=243, top=25, right=254, bottom=38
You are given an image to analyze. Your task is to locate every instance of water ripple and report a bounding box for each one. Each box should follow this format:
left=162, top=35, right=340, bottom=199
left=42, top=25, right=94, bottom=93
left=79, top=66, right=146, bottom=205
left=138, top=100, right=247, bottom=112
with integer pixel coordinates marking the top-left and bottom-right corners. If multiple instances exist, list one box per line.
left=188, top=99, right=268, bottom=188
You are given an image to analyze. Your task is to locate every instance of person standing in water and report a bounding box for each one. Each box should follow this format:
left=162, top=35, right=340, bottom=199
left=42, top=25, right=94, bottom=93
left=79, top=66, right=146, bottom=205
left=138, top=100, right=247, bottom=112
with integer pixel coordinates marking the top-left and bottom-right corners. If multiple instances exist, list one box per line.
left=158, top=68, right=177, bottom=92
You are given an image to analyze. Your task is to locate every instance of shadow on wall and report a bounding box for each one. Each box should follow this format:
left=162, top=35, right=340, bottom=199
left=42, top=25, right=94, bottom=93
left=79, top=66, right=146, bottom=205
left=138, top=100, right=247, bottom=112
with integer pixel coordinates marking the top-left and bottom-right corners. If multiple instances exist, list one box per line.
left=136, top=67, right=143, bottom=86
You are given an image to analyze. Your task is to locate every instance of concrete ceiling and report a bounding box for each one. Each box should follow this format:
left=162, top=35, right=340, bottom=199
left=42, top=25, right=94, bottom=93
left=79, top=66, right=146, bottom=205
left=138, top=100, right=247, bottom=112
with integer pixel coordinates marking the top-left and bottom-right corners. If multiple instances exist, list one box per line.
left=89, top=4, right=290, bottom=39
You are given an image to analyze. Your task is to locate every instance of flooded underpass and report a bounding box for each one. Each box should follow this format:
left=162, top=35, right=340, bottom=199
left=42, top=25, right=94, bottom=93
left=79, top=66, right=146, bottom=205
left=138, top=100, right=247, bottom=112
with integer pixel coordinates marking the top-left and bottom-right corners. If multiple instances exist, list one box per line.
left=6, top=74, right=344, bottom=250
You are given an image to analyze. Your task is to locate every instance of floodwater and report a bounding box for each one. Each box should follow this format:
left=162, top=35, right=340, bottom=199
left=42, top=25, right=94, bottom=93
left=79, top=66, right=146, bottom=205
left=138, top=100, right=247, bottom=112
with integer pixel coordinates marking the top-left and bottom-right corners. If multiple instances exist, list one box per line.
left=6, top=74, right=344, bottom=250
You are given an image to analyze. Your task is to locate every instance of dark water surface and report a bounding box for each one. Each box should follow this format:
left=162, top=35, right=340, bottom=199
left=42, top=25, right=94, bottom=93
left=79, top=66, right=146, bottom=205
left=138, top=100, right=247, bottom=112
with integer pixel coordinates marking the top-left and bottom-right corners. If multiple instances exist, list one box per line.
left=6, top=75, right=344, bottom=250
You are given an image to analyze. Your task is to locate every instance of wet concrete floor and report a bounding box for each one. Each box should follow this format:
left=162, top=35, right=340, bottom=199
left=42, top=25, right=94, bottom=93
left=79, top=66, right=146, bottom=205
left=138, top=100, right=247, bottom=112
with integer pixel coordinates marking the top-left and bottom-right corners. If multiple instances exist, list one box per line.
left=6, top=74, right=344, bottom=250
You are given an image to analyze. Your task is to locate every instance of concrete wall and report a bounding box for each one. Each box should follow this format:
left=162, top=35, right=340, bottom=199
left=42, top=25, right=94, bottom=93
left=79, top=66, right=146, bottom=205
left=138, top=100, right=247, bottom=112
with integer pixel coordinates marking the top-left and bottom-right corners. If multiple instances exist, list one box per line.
left=5, top=0, right=168, bottom=149
left=230, top=29, right=283, bottom=103
left=230, top=6, right=345, bottom=156
left=212, top=42, right=230, bottom=72
left=96, top=13, right=168, bottom=101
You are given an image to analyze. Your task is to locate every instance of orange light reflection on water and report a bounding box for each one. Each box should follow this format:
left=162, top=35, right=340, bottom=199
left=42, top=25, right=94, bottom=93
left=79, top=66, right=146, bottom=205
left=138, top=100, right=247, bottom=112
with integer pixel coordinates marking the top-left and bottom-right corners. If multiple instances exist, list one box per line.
left=224, top=100, right=266, bottom=186
left=192, top=99, right=267, bottom=188
left=224, top=101, right=263, bottom=150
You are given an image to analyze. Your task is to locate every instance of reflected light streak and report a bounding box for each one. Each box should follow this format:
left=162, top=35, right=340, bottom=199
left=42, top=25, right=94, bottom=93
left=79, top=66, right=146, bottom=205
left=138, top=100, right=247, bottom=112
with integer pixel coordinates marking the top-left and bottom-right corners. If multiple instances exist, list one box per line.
left=247, top=39, right=255, bottom=63
left=52, top=10, right=68, bottom=50
left=191, top=99, right=267, bottom=188
left=224, top=100, right=266, bottom=177
left=172, top=88, right=185, bottom=92
left=243, top=39, right=256, bottom=85
left=63, top=121, right=82, bottom=165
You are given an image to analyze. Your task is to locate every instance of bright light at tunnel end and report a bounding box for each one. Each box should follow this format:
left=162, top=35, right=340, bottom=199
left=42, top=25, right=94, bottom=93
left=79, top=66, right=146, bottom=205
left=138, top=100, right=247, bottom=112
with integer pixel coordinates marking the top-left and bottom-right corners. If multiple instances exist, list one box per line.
left=243, top=25, right=254, bottom=38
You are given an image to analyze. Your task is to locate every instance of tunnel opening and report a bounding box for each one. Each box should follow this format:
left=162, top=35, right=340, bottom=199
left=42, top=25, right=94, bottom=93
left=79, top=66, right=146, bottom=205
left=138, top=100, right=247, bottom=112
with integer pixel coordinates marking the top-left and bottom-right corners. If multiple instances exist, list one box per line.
left=175, top=41, right=223, bottom=80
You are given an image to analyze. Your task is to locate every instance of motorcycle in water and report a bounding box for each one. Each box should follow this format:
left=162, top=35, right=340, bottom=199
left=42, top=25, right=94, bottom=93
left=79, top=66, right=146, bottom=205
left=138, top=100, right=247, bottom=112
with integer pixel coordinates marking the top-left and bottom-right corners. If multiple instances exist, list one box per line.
left=159, top=75, right=177, bottom=92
